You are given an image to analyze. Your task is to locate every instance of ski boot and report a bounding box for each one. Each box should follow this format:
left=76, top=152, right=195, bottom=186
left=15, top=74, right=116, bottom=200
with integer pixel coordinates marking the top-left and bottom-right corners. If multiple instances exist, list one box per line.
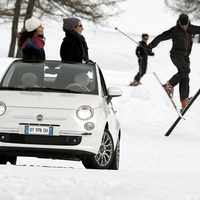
left=181, top=97, right=192, bottom=112
left=129, top=80, right=141, bottom=86
left=163, top=81, right=174, bottom=98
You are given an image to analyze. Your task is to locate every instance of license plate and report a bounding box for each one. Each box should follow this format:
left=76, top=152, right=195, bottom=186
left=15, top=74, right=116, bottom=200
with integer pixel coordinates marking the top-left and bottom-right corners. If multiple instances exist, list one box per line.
left=25, top=125, right=53, bottom=135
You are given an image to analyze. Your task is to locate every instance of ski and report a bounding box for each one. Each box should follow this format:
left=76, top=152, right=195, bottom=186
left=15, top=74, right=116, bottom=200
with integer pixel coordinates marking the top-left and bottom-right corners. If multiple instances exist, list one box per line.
left=165, top=88, right=200, bottom=136
left=153, top=72, right=184, bottom=119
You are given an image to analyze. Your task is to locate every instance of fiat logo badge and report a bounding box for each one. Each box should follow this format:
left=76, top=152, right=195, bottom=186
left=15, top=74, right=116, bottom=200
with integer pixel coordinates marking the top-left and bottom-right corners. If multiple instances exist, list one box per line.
left=37, top=114, right=43, bottom=121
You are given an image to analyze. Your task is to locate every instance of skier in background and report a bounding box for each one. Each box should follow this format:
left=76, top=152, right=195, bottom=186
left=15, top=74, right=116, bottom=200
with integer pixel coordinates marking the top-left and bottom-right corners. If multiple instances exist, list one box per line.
left=147, top=13, right=200, bottom=110
left=130, top=33, right=154, bottom=86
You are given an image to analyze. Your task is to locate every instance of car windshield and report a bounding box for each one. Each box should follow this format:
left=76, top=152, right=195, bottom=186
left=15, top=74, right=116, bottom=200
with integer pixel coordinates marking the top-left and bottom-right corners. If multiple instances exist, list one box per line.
left=0, top=60, right=98, bottom=95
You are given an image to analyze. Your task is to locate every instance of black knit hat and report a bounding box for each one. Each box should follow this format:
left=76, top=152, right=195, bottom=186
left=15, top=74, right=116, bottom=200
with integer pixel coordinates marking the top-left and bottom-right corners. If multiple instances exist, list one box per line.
left=179, top=13, right=189, bottom=26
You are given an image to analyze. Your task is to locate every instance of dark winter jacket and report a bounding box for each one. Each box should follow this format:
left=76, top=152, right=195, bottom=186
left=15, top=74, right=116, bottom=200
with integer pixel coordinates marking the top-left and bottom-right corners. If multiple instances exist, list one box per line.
left=136, top=41, right=154, bottom=60
left=60, top=31, right=89, bottom=62
left=22, top=36, right=45, bottom=60
left=150, top=22, right=200, bottom=57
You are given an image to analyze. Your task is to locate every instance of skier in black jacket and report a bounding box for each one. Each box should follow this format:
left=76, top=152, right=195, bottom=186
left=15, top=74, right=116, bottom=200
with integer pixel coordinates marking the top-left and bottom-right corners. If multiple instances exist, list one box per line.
left=130, top=33, right=154, bottom=86
left=147, top=13, right=200, bottom=110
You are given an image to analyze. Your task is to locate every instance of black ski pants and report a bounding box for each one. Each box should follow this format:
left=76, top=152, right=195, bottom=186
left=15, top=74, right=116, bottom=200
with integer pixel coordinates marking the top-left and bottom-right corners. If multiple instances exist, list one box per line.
left=134, top=58, right=147, bottom=82
left=169, top=54, right=191, bottom=101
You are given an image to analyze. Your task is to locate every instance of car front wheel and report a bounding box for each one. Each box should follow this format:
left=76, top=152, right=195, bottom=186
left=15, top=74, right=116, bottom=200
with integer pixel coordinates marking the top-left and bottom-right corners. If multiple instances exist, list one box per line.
left=110, top=137, right=120, bottom=170
left=82, top=129, right=115, bottom=169
left=0, top=155, right=17, bottom=165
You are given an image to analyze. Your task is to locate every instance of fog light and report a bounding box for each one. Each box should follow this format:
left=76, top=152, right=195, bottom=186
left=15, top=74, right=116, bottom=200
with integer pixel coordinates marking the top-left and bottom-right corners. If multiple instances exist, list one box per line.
left=1, top=135, right=5, bottom=140
left=84, top=122, right=95, bottom=131
left=72, top=138, right=77, bottom=143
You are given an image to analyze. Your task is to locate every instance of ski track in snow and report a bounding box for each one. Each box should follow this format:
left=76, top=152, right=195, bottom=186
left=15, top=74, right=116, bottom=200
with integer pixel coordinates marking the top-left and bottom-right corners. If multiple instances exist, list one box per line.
left=1, top=0, right=200, bottom=199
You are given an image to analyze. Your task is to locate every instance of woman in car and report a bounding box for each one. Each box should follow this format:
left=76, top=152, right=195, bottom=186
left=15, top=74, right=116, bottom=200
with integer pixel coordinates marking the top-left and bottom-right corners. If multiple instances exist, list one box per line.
left=18, top=17, right=45, bottom=60
left=60, top=17, right=89, bottom=63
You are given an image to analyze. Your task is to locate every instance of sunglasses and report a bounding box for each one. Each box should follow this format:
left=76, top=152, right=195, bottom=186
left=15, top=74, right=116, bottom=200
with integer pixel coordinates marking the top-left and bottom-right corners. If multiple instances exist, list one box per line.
left=143, top=37, right=148, bottom=40
left=179, top=20, right=189, bottom=27
left=77, top=24, right=83, bottom=28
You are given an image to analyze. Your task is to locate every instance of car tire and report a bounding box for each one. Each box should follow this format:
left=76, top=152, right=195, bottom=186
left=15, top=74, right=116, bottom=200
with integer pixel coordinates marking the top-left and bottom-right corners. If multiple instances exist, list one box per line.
left=0, top=155, right=8, bottom=165
left=8, top=156, right=17, bottom=165
left=0, top=155, right=17, bottom=165
left=82, top=129, right=114, bottom=169
left=110, top=137, right=120, bottom=170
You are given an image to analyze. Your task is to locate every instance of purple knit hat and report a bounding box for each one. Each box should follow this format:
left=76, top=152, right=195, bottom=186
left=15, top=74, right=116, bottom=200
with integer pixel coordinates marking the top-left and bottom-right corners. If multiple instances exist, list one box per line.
left=63, top=18, right=80, bottom=31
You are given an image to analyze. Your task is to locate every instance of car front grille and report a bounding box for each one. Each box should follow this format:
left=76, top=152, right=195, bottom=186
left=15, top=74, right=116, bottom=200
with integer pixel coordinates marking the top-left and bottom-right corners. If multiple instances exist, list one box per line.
left=0, top=133, right=81, bottom=146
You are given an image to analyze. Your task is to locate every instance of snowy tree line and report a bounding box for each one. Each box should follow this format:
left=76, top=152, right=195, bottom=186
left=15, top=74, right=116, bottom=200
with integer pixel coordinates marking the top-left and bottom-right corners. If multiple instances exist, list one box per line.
left=0, top=0, right=199, bottom=58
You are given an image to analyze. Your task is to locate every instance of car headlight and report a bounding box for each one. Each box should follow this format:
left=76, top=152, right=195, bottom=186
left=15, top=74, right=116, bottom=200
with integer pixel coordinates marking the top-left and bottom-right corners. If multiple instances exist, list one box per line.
left=0, top=102, right=6, bottom=116
left=76, top=106, right=94, bottom=120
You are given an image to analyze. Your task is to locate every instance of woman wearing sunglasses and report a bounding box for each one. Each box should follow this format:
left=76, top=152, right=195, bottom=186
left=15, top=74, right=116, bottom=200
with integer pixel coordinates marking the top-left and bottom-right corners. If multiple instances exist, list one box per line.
left=60, top=18, right=89, bottom=63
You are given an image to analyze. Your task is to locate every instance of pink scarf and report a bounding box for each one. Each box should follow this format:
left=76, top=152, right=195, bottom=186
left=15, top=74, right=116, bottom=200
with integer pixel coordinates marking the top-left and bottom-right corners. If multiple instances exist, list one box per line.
left=32, top=36, right=44, bottom=49
left=22, top=36, right=44, bottom=49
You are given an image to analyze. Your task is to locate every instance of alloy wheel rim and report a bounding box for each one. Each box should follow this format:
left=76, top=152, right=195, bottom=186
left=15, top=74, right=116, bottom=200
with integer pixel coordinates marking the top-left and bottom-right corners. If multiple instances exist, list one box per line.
left=95, top=131, right=113, bottom=167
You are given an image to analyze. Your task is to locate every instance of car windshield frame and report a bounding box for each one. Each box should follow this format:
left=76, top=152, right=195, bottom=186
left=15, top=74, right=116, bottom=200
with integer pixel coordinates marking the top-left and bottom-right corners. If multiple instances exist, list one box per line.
left=0, top=60, right=98, bottom=95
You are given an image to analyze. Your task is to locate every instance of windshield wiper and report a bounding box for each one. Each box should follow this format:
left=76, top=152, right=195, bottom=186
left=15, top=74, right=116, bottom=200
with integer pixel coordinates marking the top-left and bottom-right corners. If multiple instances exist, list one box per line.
left=0, top=86, right=81, bottom=93
left=0, top=87, right=23, bottom=91
left=38, top=87, right=81, bottom=93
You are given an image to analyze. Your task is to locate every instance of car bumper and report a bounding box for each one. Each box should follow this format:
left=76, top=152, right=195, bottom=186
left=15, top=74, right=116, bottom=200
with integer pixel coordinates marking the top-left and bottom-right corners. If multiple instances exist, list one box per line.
left=0, top=146, right=95, bottom=160
left=0, top=128, right=100, bottom=160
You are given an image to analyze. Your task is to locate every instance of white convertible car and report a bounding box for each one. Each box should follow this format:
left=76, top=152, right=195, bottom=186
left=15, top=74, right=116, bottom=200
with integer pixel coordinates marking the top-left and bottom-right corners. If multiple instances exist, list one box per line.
left=0, top=60, right=122, bottom=169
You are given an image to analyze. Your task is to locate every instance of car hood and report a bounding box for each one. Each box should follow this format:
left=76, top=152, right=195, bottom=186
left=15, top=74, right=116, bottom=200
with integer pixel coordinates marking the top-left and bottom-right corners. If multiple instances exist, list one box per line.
left=0, top=91, right=102, bottom=109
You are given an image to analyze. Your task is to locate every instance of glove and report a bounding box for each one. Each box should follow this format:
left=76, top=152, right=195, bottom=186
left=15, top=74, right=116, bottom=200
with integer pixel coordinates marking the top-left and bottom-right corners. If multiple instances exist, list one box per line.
left=25, top=37, right=33, bottom=44
left=146, top=44, right=153, bottom=54
left=24, top=37, right=40, bottom=51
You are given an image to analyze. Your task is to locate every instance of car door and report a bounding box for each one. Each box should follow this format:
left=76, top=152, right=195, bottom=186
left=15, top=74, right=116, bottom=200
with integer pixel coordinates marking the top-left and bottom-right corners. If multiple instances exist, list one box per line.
left=98, top=68, right=119, bottom=137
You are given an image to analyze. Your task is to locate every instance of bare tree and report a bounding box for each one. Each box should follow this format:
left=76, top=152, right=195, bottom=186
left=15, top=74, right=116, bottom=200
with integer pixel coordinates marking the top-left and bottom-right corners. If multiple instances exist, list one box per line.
left=35, top=0, right=125, bottom=24
left=0, top=0, right=126, bottom=57
left=8, top=0, right=21, bottom=57
left=165, top=0, right=200, bottom=20
left=165, top=0, right=200, bottom=42
left=24, top=0, right=36, bottom=23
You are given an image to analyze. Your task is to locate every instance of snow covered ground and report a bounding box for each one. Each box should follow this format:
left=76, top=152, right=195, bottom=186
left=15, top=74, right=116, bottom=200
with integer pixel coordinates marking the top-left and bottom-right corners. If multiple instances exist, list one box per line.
left=1, top=0, right=200, bottom=199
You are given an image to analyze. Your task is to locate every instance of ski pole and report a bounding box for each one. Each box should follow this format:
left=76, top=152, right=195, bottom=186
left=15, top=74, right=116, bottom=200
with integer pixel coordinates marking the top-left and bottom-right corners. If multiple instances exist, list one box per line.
left=115, top=27, right=146, bottom=49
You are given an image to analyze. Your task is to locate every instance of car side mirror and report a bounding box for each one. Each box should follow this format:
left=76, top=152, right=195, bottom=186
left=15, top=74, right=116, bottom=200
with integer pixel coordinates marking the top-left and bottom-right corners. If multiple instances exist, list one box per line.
left=107, top=87, right=123, bottom=103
